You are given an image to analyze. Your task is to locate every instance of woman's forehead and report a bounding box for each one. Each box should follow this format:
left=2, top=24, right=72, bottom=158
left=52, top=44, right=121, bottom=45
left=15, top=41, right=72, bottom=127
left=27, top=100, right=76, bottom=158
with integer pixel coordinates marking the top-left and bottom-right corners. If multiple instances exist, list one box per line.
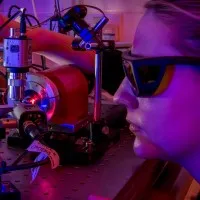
left=133, top=11, right=178, bottom=57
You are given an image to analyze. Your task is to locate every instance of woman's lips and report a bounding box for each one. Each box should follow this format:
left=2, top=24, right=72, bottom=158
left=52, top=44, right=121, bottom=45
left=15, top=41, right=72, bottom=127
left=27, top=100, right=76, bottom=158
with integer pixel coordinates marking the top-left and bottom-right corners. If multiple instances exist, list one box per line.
left=129, top=124, right=141, bottom=133
left=128, top=121, right=146, bottom=138
left=127, top=119, right=144, bottom=137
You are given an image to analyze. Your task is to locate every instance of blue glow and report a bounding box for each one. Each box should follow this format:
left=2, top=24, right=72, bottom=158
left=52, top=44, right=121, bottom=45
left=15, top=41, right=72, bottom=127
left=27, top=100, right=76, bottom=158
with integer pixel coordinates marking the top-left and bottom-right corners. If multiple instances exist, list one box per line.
left=60, top=123, right=74, bottom=129
left=41, top=104, right=48, bottom=108
left=1, top=184, right=6, bottom=192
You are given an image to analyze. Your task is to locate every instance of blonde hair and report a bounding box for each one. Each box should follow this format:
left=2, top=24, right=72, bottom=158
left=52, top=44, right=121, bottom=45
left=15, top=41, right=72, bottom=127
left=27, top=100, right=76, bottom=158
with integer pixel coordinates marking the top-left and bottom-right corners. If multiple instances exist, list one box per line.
left=145, top=0, right=200, bottom=56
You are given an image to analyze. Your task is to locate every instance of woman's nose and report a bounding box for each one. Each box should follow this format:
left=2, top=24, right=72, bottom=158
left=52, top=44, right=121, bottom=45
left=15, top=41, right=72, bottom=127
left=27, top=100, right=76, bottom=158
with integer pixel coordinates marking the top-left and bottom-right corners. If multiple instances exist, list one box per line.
left=113, top=77, right=139, bottom=110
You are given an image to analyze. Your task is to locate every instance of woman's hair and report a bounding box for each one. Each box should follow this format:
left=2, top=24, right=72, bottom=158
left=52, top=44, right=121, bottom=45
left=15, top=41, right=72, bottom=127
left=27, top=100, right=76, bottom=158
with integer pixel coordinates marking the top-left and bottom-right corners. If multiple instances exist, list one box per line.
left=145, top=0, right=200, bottom=56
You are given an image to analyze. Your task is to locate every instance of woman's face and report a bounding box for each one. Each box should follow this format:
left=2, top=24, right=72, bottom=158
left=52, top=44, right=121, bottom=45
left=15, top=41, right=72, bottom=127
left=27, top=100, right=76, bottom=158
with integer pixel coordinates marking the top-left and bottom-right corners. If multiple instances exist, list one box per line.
left=114, top=11, right=200, bottom=161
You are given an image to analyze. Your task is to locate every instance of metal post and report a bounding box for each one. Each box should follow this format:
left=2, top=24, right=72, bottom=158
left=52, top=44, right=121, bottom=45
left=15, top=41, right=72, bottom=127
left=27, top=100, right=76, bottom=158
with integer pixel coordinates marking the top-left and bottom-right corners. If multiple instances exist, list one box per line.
left=93, top=50, right=102, bottom=122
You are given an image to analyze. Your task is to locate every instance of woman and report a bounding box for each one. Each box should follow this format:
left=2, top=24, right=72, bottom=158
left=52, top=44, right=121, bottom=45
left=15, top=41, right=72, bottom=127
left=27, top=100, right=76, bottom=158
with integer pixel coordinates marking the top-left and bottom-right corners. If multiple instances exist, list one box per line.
left=114, top=0, right=200, bottom=183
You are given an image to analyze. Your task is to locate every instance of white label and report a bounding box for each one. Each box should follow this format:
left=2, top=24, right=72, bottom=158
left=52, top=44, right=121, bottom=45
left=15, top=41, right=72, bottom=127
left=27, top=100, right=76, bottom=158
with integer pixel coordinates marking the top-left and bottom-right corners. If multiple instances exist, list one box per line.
left=27, top=140, right=60, bottom=169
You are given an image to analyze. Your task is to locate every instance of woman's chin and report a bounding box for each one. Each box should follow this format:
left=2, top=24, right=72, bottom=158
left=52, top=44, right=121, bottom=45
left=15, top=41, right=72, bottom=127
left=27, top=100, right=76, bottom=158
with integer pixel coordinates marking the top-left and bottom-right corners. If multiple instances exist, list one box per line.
left=133, top=136, right=164, bottom=160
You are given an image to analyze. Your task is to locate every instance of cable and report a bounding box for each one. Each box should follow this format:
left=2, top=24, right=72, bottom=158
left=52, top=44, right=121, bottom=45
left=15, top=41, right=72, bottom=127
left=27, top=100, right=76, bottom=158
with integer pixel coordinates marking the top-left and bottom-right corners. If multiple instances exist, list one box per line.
left=29, top=4, right=106, bottom=29
left=61, top=4, right=105, bottom=16
left=7, top=5, right=41, bottom=29
left=4, top=159, right=49, bottom=173
left=3, top=5, right=41, bottom=31
left=7, top=4, right=106, bottom=30
left=11, top=150, right=29, bottom=166
left=0, top=10, right=21, bottom=31
left=0, top=151, right=49, bottom=175
left=25, top=15, right=33, bottom=26
left=54, top=0, right=61, bottom=18
left=56, top=0, right=61, bottom=16
left=29, top=15, right=58, bottom=29
left=31, top=0, right=39, bottom=20
left=7, top=5, right=20, bottom=18
left=26, top=14, right=41, bottom=27
left=0, top=129, right=50, bottom=175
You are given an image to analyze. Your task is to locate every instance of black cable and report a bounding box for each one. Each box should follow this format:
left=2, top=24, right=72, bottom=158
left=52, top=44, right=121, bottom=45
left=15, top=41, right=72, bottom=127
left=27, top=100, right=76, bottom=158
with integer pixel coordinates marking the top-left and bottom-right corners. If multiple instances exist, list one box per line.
left=79, top=4, right=106, bottom=15
left=29, top=15, right=57, bottom=29
left=11, top=150, right=29, bottom=166
left=54, top=0, right=61, bottom=18
left=26, top=14, right=41, bottom=27
left=60, top=4, right=105, bottom=16
left=0, top=115, right=51, bottom=175
left=11, top=128, right=48, bottom=167
left=7, top=5, right=20, bottom=18
left=0, top=10, right=21, bottom=31
left=29, top=4, right=106, bottom=30
left=7, top=5, right=41, bottom=29
left=1, top=131, right=51, bottom=175
left=5, top=159, right=49, bottom=173
left=10, top=140, right=50, bottom=169
left=56, top=0, right=61, bottom=17
left=10, top=4, right=106, bottom=30
left=26, top=15, right=33, bottom=26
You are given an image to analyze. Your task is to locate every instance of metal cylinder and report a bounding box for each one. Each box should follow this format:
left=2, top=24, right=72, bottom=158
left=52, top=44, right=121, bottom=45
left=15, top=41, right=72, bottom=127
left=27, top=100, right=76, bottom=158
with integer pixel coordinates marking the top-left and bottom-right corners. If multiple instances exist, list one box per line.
left=23, top=120, right=40, bottom=139
left=7, top=72, right=26, bottom=101
left=3, top=37, right=32, bottom=68
left=94, top=51, right=102, bottom=122
left=25, top=65, right=89, bottom=124
left=85, top=42, right=132, bottom=50
left=9, top=28, right=15, bottom=38
left=93, top=16, right=109, bottom=34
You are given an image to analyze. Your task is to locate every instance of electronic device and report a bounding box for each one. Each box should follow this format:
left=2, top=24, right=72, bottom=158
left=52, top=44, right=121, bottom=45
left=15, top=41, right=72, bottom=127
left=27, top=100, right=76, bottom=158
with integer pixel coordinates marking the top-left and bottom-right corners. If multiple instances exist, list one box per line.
left=0, top=5, right=129, bottom=193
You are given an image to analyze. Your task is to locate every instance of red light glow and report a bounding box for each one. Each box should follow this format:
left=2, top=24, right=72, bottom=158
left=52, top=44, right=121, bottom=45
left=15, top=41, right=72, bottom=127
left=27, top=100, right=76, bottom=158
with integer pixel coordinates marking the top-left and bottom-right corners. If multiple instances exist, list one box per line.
left=30, top=97, right=37, bottom=105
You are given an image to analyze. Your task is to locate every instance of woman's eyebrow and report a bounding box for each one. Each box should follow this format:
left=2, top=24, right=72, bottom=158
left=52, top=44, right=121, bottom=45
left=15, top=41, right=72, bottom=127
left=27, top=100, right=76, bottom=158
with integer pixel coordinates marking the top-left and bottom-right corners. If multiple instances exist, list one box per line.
left=130, top=46, right=144, bottom=58
left=130, top=53, right=145, bottom=58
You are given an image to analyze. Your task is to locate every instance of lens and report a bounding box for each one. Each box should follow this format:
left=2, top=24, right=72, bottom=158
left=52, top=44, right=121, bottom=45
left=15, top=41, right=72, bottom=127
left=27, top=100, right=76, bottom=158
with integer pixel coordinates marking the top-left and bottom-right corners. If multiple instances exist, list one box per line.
left=123, top=58, right=166, bottom=96
left=122, top=60, right=139, bottom=95
left=123, top=60, right=137, bottom=87
left=137, top=65, right=161, bottom=84
left=122, top=50, right=178, bottom=96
